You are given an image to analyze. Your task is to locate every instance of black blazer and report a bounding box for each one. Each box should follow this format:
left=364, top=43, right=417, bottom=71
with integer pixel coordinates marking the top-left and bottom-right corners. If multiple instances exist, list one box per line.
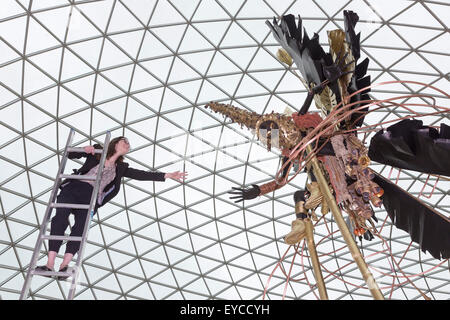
left=61, top=144, right=166, bottom=210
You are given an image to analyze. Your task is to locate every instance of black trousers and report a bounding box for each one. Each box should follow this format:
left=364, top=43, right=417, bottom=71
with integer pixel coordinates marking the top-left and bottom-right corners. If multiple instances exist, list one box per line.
left=48, top=180, right=95, bottom=255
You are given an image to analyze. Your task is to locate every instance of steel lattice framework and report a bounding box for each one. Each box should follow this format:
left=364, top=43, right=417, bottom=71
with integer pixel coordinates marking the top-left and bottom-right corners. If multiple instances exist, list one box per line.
left=0, top=0, right=449, bottom=300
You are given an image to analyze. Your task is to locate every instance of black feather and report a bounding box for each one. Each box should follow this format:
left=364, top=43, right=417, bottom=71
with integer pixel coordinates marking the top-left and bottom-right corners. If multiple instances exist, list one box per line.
left=372, top=171, right=450, bottom=260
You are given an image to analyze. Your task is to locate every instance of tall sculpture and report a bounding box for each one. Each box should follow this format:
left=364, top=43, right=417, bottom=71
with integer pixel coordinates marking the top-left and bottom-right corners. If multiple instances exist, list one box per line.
left=204, top=11, right=450, bottom=300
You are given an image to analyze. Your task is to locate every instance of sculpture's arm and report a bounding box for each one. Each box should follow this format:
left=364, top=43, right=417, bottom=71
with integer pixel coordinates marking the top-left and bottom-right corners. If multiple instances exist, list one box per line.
left=228, top=156, right=291, bottom=203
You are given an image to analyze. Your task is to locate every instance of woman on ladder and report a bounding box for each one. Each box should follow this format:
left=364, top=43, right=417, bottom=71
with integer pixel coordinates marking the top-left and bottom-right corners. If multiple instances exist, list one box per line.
left=35, top=136, right=187, bottom=279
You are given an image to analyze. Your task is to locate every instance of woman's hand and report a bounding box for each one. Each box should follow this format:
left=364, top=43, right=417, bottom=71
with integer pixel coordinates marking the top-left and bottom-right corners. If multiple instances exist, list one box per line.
left=165, top=171, right=188, bottom=182
left=83, top=145, right=96, bottom=155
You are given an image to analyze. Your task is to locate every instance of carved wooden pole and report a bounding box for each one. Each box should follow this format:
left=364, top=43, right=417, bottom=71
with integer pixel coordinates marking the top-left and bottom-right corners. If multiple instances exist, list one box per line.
left=305, top=144, right=385, bottom=300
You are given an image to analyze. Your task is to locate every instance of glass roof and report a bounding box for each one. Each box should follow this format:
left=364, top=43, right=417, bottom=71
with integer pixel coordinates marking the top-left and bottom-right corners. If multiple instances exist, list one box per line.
left=0, top=0, right=449, bottom=300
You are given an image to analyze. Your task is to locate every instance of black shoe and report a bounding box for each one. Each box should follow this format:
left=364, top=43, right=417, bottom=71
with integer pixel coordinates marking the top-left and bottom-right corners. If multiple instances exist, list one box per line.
left=57, top=266, right=70, bottom=281
left=34, top=265, right=54, bottom=278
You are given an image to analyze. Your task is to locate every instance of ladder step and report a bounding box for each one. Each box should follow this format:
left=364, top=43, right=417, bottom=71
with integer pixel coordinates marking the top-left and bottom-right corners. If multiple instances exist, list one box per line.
left=67, top=147, right=103, bottom=154
left=31, top=270, right=73, bottom=277
left=41, top=235, right=83, bottom=242
left=50, top=203, right=91, bottom=210
left=59, top=174, right=96, bottom=181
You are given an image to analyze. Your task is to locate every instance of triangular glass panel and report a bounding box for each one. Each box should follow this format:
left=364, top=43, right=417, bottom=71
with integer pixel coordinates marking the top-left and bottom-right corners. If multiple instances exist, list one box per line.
left=193, top=21, right=231, bottom=47
left=93, top=74, right=126, bottom=104
left=237, top=0, right=274, bottom=18
left=151, top=24, right=186, bottom=52
left=392, top=2, right=443, bottom=28
left=63, top=74, right=95, bottom=103
left=99, top=39, right=133, bottom=70
left=192, top=0, right=229, bottom=21
left=66, top=8, right=103, bottom=43
left=138, top=30, right=172, bottom=60
left=221, top=21, right=258, bottom=47
left=110, top=29, right=146, bottom=59
left=140, top=56, right=173, bottom=82
left=33, top=4, right=70, bottom=42
left=61, top=48, right=93, bottom=82
left=0, top=16, right=27, bottom=52
left=130, top=64, right=161, bottom=92
left=149, top=0, right=186, bottom=26
left=23, top=61, right=55, bottom=96
left=68, top=37, right=103, bottom=68
left=168, top=57, right=200, bottom=83
left=179, top=25, right=214, bottom=53
left=180, top=50, right=215, bottom=76
left=221, top=47, right=258, bottom=70
left=107, top=1, right=143, bottom=33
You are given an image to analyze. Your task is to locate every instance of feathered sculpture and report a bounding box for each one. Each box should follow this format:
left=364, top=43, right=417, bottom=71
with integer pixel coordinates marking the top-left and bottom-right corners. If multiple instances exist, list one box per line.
left=203, top=10, right=450, bottom=299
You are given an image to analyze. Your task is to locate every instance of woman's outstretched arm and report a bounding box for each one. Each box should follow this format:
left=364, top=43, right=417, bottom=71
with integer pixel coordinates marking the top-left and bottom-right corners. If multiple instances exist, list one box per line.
left=124, top=168, right=187, bottom=182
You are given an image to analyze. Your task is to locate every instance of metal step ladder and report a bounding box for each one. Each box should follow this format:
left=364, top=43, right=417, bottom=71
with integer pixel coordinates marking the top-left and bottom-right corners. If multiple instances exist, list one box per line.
left=20, top=129, right=111, bottom=300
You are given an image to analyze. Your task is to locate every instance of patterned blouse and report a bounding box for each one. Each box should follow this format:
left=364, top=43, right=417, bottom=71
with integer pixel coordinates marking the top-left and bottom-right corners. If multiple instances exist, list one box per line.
left=81, top=163, right=117, bottom=205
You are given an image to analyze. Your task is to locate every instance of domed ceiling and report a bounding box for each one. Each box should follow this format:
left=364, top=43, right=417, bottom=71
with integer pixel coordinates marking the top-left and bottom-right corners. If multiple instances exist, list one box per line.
left=0, top=0, right=449, bottom=300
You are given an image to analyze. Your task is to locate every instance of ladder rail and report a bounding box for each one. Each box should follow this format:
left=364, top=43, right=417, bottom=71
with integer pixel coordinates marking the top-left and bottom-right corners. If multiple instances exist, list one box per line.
left=19, top=129, right=76, bottom=300
left=67, top=132, right=110, bottom=300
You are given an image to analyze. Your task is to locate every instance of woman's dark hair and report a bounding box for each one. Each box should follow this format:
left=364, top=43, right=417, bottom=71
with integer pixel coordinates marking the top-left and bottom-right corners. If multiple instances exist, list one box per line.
left=94, top=136, right=127, bottom=163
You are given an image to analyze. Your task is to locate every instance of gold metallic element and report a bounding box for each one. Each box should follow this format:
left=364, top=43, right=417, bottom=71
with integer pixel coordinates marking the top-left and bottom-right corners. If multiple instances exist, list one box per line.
left=305, top=182, right=323, bottom=210
left=347, top=182, right=373, bottom=219
left=372, top=186, right=384, bottom=198
left=284, top=219, right=306, bottom=245
left=321, top=199, right=329, bottom=215
left=254, top=112, right=303, bottom=151
left=304, top=218, right=329, bottom=300
left=345, top=164, right=358, bottom=179
left=313, top=84, right=338, bottom=114
left=358, top=155, right=371, bottom=168
left=276, top=48, right=293, bottom=66
left=347, top=134, right=368, bottom=153
left=310, top=210, right=319, bottom=222
left=370, top=195, right=383, bottom=208
left=205, top=101, right=261, bottom=130
left=306, top=144, right=385, bottom=300
left=205, top=102, right=304, bottom=152
left=304, top=181, right=330, bottom=218
left=327, top=29, right=355, bottom=91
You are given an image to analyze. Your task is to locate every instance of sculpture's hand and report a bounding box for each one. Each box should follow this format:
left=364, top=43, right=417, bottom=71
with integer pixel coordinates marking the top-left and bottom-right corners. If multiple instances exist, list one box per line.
left=228, top=184, right=261, bottom=203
